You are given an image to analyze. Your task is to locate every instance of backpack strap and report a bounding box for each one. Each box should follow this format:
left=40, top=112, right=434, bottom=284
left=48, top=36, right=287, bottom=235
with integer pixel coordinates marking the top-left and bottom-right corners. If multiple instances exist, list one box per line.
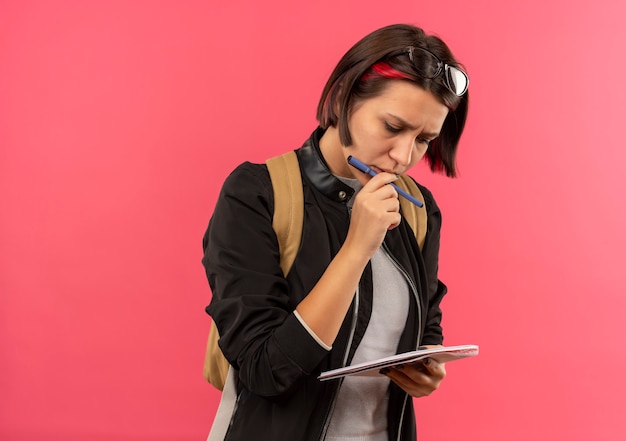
left=203, top=151, right=304, bottom=391
left=394, top=175, right=427, bottom=251
left=266, top=151, right=304, bottom=276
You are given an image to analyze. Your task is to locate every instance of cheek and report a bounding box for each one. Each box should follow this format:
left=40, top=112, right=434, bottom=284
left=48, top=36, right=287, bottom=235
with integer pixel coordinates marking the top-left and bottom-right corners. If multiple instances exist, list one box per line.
left=354, top=119, right=390, bottom=152
left=351, top=118, right=379, bottom=145
left=348, top=106, right=383, bottom=142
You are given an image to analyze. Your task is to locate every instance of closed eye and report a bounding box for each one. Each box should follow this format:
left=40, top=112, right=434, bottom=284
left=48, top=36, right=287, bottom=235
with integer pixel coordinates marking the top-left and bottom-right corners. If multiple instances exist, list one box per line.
left=384, top=122, right=402, bottom=134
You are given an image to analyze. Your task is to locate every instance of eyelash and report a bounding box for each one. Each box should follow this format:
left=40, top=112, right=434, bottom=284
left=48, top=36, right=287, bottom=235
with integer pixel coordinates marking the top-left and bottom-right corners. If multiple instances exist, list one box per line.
left=385, top=122, right=432, bottom=146
left=384, top=122, right=402, bottom=133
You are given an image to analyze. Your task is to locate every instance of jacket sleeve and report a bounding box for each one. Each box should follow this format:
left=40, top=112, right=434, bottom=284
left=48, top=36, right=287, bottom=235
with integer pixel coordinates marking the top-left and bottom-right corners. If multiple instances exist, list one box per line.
left=417, top=184, right=447, bottom=345
left=202, top=162, right=329, bottom=399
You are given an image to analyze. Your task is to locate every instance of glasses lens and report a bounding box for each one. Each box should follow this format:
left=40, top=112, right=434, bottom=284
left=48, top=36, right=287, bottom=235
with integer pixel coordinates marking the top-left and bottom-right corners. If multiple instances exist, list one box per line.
left=406, top=46, right=469, bottom=96
left=409, top=47, right=440, bottom=79
left=445, top=66, right=469, bottom=96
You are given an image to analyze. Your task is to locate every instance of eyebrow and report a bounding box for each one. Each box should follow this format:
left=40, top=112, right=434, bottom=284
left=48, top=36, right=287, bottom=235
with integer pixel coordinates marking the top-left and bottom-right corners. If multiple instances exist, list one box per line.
left=386, top=113, right=440, bottom=139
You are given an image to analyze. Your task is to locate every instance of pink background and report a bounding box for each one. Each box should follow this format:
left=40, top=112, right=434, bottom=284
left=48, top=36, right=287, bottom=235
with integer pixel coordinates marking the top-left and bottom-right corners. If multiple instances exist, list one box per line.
left=2, top=0, right=626, bottom=440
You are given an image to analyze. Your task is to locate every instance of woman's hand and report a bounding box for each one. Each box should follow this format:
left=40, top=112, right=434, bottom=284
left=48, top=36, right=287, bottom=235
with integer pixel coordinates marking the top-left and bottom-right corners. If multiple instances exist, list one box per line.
left=344, top=172, right=401, bottom=259
left=381, top=346, right=447, bottom=398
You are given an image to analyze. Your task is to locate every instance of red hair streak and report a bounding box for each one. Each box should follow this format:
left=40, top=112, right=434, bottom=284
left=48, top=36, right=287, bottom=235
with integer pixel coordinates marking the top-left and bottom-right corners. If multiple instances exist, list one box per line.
left=361, top=62, right=412, bottom=81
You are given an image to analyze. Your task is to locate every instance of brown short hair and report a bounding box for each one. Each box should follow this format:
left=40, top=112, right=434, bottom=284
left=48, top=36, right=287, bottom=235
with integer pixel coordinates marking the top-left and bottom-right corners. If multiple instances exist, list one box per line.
left=316, top=24, right=469, bottom=177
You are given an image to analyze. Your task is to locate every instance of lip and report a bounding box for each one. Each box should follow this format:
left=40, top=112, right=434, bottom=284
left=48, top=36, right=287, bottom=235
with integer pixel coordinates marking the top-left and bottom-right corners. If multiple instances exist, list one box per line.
left=371, top=165, right=397, bottom=175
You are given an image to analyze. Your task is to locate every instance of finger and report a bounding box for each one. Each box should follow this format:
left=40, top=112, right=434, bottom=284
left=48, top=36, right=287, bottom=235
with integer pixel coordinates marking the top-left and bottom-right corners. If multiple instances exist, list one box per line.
left=363, top=172, right=400, bottom=190
left=387, top=212, right=402, bottom=230
left=395, top=363, right=433, bottom=383
left=353, top=189, right=399, bottom=217
left=381, top=196, right=400, bottom=212
left=419, top=358, right=447, bottom=380
left=382, top=367, right=435, bottom=397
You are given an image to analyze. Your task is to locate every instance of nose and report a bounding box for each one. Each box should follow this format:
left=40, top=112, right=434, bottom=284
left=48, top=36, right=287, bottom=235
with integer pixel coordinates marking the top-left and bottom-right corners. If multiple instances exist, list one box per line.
left=389, top=135, right=415, bottom=168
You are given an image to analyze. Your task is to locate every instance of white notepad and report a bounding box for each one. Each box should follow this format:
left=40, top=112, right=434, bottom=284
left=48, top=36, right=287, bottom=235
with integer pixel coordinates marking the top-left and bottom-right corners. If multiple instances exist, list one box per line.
left=318, top=344, right=479, bottom=381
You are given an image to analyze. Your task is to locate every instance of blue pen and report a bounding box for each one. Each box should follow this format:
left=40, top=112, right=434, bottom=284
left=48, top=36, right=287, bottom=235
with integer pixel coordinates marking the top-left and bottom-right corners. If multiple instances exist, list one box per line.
left=347, top=156, right=423, bottom=208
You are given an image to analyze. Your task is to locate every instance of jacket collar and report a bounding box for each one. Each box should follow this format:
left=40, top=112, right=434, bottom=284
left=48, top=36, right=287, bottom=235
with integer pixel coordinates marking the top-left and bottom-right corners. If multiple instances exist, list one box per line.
left=296, top=127, right=355, bottom=203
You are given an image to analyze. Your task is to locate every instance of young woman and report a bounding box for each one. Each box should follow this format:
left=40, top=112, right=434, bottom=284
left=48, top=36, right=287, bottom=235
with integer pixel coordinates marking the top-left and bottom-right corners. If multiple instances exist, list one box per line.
left=202, top=23, right=469, bottom=441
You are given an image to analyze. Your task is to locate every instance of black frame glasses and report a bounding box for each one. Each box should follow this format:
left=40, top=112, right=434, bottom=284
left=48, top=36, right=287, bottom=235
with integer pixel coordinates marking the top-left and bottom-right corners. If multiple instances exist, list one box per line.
left=406, top=46, right=469, bottom=97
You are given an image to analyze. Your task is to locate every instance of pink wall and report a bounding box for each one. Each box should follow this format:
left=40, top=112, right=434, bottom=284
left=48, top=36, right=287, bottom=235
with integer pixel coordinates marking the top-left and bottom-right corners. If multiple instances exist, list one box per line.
left=2, top=0, right=625, bottom=440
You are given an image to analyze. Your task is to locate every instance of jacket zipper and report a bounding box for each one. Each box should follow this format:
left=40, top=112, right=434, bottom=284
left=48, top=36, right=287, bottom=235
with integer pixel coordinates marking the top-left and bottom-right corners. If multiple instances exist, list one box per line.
left=382, top=243, right=422, bottom=441
left=318, top=285, right=360, bottom=440
left=382, top=243, right=422, bottom=346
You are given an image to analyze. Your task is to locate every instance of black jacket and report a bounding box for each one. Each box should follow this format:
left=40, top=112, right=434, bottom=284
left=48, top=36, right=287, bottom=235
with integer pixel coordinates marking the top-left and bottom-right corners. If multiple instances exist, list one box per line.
left=203, top=127, right=447, bottom=440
